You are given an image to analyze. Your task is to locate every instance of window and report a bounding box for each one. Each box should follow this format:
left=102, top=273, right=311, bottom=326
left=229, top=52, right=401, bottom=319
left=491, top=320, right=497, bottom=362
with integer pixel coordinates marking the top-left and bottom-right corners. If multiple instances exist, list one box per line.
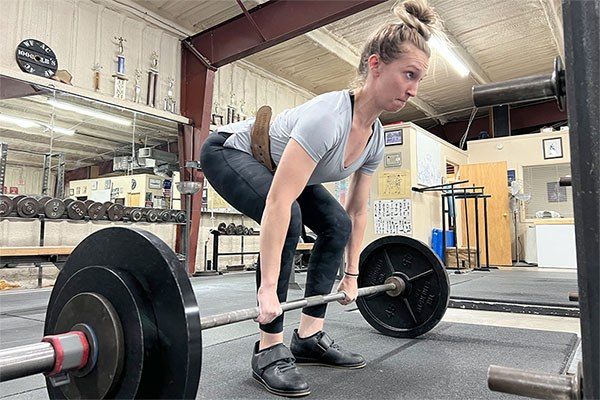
left=522, top=163, right=573, bottom=218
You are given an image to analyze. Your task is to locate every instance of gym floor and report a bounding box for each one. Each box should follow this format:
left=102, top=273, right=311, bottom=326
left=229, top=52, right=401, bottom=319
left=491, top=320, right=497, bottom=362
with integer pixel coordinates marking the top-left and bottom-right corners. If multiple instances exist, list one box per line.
left=0, top=267, right=580, bottom=399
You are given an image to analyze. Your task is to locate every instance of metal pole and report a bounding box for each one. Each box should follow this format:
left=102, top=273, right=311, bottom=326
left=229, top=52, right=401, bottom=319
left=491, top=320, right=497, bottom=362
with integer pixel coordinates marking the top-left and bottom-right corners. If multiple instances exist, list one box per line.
left=474, top=196, right=481, bottom=269
left=200, top=282, right=397, bottom=330
left=562, top=1, right=600, bottom=398
left=483, top=196, right=491, bottom=268
left=0, top=342, right=55, bottom=382
left=184, top=193, right=191, bottom=273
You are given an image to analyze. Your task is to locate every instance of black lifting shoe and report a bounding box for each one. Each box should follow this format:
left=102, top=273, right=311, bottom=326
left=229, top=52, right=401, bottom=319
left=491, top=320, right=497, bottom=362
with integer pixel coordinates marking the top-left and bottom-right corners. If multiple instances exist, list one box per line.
left=251, top=341, right=311, bottom=397
left=290, top=329, right=366, bottom=369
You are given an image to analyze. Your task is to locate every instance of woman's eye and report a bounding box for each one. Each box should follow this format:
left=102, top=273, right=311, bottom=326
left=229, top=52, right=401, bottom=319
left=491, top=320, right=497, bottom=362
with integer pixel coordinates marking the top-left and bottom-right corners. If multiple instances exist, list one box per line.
left=406, top=72, right=415, bottom=80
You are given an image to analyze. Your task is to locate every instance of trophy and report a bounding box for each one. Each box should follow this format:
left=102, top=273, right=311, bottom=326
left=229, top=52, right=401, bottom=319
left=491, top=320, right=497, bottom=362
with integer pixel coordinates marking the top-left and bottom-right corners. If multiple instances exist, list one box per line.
left=164, top=77, right=176, bottom=113
left=92, top=63, right=102, bottom=92
left=212, top=102, right=224, bottom=126
left=226, top=92, right=237, bottom=124
left=133, top=69, right=142, bottom=103
left=112, top=36, right=128, bottom=99
left=147, top=52, right=159, bottom=107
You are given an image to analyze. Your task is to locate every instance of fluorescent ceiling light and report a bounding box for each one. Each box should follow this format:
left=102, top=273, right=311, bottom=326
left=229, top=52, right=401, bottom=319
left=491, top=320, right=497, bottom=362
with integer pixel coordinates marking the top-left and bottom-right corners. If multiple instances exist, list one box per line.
left=46, top=125, right=75, bottom=135
left=47, top=99, right=132, bottom=126
left=430, top=36, right=470, bottom=78
left=0, top=114, right=75, bottom=135
left=0, top=114, right=39, bottom=128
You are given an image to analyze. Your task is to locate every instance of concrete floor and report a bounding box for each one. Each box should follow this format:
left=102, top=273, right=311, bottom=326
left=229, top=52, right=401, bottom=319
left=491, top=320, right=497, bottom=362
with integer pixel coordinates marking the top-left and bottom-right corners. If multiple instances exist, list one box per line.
left=0, top=267, right=580, bottom=399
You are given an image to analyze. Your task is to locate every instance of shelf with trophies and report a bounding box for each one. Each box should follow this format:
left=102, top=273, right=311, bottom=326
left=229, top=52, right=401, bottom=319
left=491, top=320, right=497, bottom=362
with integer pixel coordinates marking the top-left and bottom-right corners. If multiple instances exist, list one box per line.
left=4, top=37, right=189, bottom=126
left=1, top=38, right=191, bottom=175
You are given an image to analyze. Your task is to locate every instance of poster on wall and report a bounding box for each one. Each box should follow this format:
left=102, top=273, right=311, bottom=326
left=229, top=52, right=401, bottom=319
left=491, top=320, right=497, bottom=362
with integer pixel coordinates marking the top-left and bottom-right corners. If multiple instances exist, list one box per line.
left=378, top=170, right=411, bottom=199
left=373, top=199, right=412, bottom=235
left=416, top=132, right=442, bottom=187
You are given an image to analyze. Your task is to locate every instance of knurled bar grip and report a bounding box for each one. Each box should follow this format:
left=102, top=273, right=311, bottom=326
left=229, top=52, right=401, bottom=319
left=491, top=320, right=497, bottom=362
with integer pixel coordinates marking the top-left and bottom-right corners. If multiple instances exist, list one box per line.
left=200, top=282, right=397, bottom=330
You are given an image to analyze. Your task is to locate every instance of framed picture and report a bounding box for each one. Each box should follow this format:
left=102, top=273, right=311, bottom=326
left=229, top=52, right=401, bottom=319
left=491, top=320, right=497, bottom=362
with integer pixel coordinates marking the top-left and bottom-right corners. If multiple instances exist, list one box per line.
left=543, top=137, right=563, bottom=159
left=385, top=129, right=403, bottom=146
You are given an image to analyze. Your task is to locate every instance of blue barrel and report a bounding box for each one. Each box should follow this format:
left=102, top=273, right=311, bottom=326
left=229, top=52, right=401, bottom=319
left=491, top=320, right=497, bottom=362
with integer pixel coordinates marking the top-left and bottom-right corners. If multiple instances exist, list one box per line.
left=431, top=228, right=455, bottom=263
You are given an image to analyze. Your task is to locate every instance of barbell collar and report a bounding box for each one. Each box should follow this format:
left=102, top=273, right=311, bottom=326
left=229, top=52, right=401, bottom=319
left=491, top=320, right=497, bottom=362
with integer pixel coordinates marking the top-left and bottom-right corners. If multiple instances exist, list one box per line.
left=200, top=282, right=398, bottom=330
left=0, top=332, right=89, bottom=383
left=488, top=364, right=581, bottom=400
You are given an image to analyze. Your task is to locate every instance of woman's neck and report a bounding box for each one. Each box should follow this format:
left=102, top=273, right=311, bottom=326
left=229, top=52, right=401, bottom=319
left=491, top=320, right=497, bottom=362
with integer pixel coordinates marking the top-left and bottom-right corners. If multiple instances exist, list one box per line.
left=352, top=87, right=382, bottom=131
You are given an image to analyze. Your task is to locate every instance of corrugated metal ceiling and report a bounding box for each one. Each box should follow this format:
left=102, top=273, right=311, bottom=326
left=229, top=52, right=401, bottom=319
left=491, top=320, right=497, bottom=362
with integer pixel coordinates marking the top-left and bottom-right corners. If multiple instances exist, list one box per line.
left=134, top=0, right=563, bottom=129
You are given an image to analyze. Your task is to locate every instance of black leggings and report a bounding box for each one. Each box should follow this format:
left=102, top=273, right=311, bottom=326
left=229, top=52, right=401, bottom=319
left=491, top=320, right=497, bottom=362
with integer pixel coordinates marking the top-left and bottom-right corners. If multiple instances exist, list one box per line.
left=200, top=133, right=352, bottom=333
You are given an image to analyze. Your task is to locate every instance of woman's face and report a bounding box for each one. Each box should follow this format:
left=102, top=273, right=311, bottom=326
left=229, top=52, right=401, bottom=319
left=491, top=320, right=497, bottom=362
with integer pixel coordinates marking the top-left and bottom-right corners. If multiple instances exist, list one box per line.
left=370, top=44, right=430, bottom=113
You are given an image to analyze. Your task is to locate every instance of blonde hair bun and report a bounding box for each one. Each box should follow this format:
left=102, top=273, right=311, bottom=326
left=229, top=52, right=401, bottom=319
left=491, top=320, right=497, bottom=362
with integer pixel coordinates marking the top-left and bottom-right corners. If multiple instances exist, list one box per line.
left=393, top=0, right=438, bottom=41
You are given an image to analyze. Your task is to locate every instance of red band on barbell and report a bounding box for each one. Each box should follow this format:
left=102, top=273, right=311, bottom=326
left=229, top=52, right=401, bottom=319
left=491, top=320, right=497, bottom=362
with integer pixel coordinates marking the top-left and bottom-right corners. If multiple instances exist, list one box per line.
left=41, top=331, right=89, bottom=376
left=41, top=335, right=65, bottom=376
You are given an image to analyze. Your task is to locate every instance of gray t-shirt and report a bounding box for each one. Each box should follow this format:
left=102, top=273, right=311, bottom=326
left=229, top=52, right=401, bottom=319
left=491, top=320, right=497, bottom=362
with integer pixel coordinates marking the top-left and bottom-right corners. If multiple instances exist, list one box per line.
left=217, top=90, right=384, bottom=186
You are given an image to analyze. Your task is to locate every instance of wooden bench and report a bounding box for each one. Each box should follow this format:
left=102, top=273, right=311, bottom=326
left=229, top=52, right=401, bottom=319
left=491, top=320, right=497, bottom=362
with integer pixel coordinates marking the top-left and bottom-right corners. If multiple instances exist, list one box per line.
left=295, top=243, right=314, bottom=252
left=0, top=246, right=74, bottom=268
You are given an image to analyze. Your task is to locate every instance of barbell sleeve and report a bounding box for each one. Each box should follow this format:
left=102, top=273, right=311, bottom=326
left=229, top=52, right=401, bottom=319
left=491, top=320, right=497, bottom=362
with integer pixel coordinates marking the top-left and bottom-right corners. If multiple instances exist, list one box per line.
left=0, top=280, right=400, bottom=382
left=488, top=365, right=581, bottom=400
left=200, top=282, right=397, bottom=330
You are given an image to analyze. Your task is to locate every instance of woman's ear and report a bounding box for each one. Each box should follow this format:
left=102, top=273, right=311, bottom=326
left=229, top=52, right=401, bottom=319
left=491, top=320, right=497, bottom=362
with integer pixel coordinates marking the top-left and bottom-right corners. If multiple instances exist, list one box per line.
left=367, top=54, right=381, bottom=77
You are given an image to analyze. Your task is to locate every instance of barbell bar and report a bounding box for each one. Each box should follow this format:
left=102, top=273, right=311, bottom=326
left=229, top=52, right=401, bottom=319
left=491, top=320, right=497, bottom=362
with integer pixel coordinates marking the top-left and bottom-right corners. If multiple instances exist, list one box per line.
left=0, top=278, right=402, bottom=382
left=0, top=228, right=450, bottom=398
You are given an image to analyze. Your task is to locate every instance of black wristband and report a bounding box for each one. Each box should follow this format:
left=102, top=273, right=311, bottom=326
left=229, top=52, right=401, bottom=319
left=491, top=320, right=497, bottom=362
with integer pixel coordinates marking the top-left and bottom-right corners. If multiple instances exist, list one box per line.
left=344, top=271, right=359, bottom=277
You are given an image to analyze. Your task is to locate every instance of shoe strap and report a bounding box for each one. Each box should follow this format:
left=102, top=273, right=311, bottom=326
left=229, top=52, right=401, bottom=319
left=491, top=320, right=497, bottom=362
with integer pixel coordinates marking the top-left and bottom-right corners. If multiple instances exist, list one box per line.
left=256, top=344, right=295, bottom=370
left=315, top=332, right=334, bottom=354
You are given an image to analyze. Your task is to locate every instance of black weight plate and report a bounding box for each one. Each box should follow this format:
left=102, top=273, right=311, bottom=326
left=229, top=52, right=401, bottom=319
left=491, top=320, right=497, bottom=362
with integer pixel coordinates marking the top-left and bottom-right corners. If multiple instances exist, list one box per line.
left=226, top=223, right=236, bottom=235
left=0, top=195, right=13, bottom=217
left=217, top=222, right=227, bottom=234
left=16, top=197, right=40, bottom=218
left=11, top=195, right=26, bottom=208
left=243, top=227, right=250, bottom=235
left=356, top=236, right=449, bottom=338
left=130, top=209, right=143, bottom=222
left=45, top=228, right=202, bottom=399
left=16, top=39, right=58, bottom=78
left=67, top=200, right=86, bottom=220
left=235, top=225, right=244, bottom=235
left=106, top=204, right=124, bottom=221
left=36, top=195, right=52, bottom=205
left=46, top=266, right=144, bottom=399
left=51, top=292, right=125, bottom=398
left=84, top=200, right=94, bottom=207
left=44, top=199, right=65, bottom=219
left=176, top=211, right=187, bottom=223
left=146, top=209, right=159, bottom=223
left=87, top=202, right=106, bottom=220
left=159, top=210, right=171, bottom=222
left=62, top=198, right=74, bottom=207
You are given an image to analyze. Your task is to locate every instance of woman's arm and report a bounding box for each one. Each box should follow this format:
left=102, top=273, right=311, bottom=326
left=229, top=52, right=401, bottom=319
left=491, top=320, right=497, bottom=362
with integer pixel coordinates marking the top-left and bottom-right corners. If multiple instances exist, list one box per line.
left=344, top=172, right=373, bottom=275
left=336, top=171, right=372, bottom=305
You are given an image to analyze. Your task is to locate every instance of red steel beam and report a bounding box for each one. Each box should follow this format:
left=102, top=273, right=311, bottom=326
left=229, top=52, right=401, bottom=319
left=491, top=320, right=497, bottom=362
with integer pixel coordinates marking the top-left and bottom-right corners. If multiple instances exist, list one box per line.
left=178, top=45, right=215, bottom=275
left=189, top=0, right=386, bottom=67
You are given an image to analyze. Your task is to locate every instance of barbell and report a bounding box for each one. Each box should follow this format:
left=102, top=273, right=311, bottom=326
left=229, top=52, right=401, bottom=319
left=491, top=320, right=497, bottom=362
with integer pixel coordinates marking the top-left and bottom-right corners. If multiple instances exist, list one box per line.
left=0, top=227, right=450, bottom=399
